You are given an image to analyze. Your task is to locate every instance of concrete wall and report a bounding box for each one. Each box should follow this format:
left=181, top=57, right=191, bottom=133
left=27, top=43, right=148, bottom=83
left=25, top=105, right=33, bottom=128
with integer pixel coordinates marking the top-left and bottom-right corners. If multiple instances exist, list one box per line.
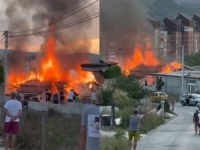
left=28, top=101, right=91, bottom=115
left=160, top=76, right=199, bottom=95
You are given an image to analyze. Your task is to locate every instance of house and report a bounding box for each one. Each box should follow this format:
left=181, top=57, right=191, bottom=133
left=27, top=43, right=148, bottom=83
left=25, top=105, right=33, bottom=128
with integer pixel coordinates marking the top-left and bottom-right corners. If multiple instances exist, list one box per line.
left=80, top=60, right=118, bottom=86
left=150, top=71, right=200, bottom=95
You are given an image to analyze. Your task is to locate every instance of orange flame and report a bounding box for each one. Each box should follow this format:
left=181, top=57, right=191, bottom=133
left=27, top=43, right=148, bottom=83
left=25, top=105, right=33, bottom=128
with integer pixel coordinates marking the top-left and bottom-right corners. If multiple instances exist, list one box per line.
left=7, top=32, right=96, bottom=94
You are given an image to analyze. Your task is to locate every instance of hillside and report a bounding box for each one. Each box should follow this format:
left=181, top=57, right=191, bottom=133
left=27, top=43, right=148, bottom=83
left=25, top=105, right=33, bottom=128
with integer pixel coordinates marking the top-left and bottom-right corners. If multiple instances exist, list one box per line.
left=141, top=0, right=200, bottom=20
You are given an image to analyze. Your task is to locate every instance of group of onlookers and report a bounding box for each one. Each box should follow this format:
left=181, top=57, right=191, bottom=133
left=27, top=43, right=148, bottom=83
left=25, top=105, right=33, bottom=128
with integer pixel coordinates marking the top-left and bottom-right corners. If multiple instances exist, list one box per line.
left=45, top=89, right=65, bottom=104
left=45, top=88, right=97, bottom=104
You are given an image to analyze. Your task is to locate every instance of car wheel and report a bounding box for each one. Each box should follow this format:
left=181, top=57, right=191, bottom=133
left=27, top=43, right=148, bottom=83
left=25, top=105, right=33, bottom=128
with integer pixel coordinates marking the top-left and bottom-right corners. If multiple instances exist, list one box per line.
left=181, top=101, right=185, bottom=106
left=195, top=102, right=199, bottom=107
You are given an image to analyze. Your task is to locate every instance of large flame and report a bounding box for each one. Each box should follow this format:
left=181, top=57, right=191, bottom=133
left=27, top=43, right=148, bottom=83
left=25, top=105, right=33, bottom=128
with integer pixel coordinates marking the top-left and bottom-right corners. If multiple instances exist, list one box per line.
left=7, top=32, right=96, bottom=94
left=124, top=39, right=181, bottom=74
left=123, top=38, right=181, bottom=85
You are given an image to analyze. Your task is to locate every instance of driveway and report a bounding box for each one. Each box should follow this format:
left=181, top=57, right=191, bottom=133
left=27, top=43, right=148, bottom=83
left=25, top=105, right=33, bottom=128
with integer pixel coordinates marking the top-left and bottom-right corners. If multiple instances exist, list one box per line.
left=137, top=103, right=199, bottom=150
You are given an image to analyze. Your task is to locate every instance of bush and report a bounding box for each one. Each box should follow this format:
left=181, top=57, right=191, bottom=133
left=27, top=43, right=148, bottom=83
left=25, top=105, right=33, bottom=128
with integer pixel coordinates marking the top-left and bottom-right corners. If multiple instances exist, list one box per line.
left=140, top=114, right=164, bottom=134
left=112, top=75, right=144, bottom=99
left=15, top=108, right=81, bottom=150
left=100, top=136, right=128, bottom=150
left=99, top=87, right=114, bottom=106
left=104, top=66, right=121, bottom=79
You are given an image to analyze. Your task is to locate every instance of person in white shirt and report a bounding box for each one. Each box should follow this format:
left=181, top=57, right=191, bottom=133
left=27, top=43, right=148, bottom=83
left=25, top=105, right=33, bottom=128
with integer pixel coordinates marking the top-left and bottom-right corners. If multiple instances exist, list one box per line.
left=3, top=91, right=22, bottom=150
left=90, top=90, right=96, bottom=104
left=68, top=89, right=75, bottom=102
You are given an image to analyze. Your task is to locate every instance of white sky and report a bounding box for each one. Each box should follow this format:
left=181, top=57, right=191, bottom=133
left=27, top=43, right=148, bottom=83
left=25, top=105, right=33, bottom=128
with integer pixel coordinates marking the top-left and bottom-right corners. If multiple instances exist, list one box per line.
left=0, top=0, right=99, bottom=54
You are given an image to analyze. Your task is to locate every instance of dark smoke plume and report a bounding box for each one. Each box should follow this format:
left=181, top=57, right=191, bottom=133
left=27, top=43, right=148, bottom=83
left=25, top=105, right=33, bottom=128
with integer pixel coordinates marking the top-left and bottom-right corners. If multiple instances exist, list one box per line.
left=100, top=0, right=153, bottom=57
left=4, top=0, right=93, bottom=73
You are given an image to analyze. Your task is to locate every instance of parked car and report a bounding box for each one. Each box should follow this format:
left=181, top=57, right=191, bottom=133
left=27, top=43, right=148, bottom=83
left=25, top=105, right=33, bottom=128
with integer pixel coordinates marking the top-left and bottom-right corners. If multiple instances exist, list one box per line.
left=22, top=93, right=41, bottom=107
left=149, top=92, right=168, bottom=102
left=179, top=93, right=200, bottom=106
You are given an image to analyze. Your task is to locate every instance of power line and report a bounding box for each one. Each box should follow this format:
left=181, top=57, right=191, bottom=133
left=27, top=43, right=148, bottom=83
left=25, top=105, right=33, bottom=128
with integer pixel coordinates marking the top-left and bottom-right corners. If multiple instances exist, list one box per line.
left=0, top=36, right=4, bottom=43
left=10, top=0, right=98, bottom=34
left=9, top=13, right=99, bottom=38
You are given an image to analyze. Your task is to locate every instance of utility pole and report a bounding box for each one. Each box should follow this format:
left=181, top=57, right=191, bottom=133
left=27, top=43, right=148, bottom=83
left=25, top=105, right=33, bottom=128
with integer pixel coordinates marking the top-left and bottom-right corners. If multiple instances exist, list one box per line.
left=119, top=48, right=123, bottom=71
left=181, top=45, right=184, bottom=95
left=3, top=31, right=8, bottom=102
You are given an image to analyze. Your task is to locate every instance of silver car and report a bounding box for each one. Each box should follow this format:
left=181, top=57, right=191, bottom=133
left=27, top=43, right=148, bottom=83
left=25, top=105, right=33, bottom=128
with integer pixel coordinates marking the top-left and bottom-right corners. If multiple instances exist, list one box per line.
left=179, top=94, right=200, bottom=106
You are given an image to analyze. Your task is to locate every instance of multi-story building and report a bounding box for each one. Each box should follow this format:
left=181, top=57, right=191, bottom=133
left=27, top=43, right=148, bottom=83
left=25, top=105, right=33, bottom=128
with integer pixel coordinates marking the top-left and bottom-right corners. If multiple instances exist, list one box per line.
left=193, top=14, right=200, bottom=53
left=163, top=18, right=183, bottom=62
left=100, top=30, right=118, bottom=62
left=150, top=19, right=169, bottom=61
left=177, top=14, right=194, bottom=54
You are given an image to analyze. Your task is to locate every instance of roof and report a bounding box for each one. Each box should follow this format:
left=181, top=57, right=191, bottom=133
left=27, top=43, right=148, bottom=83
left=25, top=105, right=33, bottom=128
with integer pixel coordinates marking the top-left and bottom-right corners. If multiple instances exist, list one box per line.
left=81, top=62, right=117, bottom=68
left=18, top=80, right=66, bottom=93
left=150, top=71, right=200, bottom=79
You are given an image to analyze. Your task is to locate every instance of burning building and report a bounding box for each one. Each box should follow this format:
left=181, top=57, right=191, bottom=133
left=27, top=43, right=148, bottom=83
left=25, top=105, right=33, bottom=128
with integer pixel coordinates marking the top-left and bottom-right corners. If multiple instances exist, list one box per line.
left=7, top=31, right=97, bottom=97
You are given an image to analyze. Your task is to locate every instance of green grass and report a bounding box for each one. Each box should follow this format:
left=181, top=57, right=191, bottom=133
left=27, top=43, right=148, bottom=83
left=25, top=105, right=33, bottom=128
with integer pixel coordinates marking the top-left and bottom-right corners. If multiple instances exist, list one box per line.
left=0, top=108, right=81, bottom=150
left=140, top=114, right=165, bottom=134
left=100, top=136, right=128, bottom=150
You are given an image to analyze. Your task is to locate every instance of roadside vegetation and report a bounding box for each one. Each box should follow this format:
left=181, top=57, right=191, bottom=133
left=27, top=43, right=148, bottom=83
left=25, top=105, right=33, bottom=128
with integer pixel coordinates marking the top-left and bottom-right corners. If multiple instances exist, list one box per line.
left=100, top=75, right=167, bottom=150
left=0, top=108, right=81, bottom=150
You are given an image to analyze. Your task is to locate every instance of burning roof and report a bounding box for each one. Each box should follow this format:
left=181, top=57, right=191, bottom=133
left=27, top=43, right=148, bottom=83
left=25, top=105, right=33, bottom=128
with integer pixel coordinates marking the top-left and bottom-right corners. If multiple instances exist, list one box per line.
left=7, top=31, right=97, bottom=94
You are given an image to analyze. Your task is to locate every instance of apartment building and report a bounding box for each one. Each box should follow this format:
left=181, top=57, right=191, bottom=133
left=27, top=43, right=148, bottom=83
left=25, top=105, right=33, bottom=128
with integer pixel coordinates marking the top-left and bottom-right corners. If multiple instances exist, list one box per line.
left=150, top=19, right=169, bottom=61
left=100, top=30, right=117, bottom=62
left=163, top=18, right=183, bottom=62
left=193, top=14, right=200, bottom=53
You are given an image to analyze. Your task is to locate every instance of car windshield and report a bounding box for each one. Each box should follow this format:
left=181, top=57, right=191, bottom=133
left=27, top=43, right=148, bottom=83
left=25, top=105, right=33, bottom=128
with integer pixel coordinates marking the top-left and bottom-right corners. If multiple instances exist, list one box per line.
left=193, top=95, right=200, bottom=98
left=160, top=92, right=167, bottom=96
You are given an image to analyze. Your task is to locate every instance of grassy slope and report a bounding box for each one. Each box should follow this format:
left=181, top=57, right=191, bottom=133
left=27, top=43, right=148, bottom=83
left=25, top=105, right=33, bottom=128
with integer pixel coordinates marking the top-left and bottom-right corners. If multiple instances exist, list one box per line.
left=141, top=0, right=200, bottom=19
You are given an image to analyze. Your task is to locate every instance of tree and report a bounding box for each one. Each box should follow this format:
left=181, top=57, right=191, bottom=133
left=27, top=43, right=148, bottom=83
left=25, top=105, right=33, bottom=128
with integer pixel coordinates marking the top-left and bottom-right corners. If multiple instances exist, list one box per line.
left=104, top=66, right=121, bottom=79
left=112, top=75, right=144, bottom=99
left=0, top=64, right=4, bottom=84
left=185, top=52, right=200, bottom=66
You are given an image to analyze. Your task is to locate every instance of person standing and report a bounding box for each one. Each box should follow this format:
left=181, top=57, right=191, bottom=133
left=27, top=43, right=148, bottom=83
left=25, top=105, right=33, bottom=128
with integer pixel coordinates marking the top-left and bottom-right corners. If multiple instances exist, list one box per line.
left=198, top=108, right=200, bottom=135
left=60, top=89, right=65, bottom=104
left=128, top=109, right=141, bottom=150
left=79, top=90, right=100, bottom=150
left=90, top=90, right=96, bottom=104
left=53, top=91, right=59, bottom=104
left=193, top=108, right=199, bottom=134
left=185, top=93, right=190, bottom=106
left=169, top=95, right=175, bottom=111
left=45, top=89, right=52, bottom=102
left=3, top=91, right=22, bottom=150
left=68, top=89, right=74, bottom=102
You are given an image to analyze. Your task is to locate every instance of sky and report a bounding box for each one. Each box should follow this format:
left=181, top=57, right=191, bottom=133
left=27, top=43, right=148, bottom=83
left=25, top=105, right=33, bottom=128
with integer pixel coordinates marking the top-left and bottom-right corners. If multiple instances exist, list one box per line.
left=0, top=0, right=99, bottom=54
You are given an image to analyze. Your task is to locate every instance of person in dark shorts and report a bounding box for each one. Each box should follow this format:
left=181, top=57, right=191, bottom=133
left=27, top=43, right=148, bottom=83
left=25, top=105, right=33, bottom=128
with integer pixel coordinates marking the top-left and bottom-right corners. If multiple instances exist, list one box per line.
left=45, top=89, right=52, bottom=102
left=53, top=91, right=59, bottom=104
left=3, top=91, right=22, bottom=150
left=185, top=93, right=190, bottom=106
left=79, top=90, right=100, bottom=150
left=128, top=109, right=141, bottom=150
left=193, top=108, right=199, bottom=134
left=60, top=89, right=65, bottom=104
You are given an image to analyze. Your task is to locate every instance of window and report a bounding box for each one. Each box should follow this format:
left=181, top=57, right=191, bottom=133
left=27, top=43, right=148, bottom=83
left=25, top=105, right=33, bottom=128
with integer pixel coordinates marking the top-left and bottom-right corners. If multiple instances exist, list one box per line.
left=188, top=83, right=195, bottom=93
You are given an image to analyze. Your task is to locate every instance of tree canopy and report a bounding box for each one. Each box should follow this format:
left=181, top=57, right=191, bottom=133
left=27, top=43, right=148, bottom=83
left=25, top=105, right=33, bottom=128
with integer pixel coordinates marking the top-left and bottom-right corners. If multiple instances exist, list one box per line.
left=104, top=66, right=121, bottom=79
left=185, top=52, right=200, bottom=66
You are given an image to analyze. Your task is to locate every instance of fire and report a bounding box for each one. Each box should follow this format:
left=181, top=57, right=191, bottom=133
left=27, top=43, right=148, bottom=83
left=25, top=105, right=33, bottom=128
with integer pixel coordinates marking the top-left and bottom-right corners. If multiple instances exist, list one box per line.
left=124, top=40, right=181, bottom=76
left=123, top=38, right=181, bottom=86
left=7, top=32, right=96, bottom=94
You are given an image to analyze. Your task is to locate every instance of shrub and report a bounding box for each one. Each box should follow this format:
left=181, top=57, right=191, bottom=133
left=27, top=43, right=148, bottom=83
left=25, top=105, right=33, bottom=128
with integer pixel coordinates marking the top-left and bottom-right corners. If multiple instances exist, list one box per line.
left=99, top=87, right=114, bottom=106
left=104, top=66, right=122, bottom=79
left=140, top=114, right=164, bottom=134
left=15, top=108, right=81, bottom=150
left=100, top=136, right=128, bottom=150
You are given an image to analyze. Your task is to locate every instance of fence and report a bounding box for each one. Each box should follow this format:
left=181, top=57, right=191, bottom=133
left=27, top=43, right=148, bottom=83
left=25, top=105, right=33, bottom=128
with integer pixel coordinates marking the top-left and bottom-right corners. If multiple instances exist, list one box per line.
left=1, top=107, right=81, bottom=150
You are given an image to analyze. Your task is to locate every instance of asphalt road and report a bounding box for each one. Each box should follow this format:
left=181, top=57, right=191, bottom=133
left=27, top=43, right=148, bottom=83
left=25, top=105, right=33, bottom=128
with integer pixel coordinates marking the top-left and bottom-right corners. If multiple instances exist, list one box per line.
left=137, top=103, right=199, bottom=150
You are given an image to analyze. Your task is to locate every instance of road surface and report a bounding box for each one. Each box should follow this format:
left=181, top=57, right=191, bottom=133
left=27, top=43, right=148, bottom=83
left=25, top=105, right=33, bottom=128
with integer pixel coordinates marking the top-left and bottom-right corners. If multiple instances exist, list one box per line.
left=137, top=103, right=199, bottom=150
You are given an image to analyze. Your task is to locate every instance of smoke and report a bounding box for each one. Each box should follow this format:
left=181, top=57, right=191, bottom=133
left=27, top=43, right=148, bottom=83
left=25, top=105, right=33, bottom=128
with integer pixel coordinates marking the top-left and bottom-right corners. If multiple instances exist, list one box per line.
left=100, top=0, right=153, bottom=55
left=4, top=0, right=93, bottom=72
